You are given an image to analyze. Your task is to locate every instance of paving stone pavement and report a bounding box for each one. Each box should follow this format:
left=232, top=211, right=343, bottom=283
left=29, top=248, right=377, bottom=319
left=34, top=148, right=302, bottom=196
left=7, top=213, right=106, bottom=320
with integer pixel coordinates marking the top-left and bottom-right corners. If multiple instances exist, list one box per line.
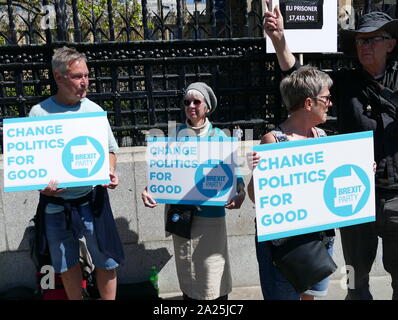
left=160, top=276, right=393, bottom=300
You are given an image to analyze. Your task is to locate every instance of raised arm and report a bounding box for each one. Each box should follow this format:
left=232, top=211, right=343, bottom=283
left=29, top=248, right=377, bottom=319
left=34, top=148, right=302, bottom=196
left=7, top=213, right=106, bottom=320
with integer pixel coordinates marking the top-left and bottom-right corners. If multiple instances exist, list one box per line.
left=264, top=2, right=296, bottom=71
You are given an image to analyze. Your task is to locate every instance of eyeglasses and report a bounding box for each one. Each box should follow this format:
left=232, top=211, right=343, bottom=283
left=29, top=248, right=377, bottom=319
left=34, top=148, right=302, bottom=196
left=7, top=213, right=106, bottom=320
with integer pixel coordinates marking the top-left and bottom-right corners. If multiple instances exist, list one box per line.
left=312, top=94, right=332, bottom=105
left=183, top=99, right=203, bottom=107
left=355, top=36, right=392, bottom=47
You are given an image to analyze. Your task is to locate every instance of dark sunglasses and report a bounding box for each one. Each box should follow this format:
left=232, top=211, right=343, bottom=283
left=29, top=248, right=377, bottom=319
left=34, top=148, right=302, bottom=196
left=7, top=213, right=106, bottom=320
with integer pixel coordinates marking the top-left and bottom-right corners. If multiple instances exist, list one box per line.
left=183, top=99, right=202, bottom=107
left=312, top=94, right=332, bottom=105
left=355, top=36, right=392, bottom=47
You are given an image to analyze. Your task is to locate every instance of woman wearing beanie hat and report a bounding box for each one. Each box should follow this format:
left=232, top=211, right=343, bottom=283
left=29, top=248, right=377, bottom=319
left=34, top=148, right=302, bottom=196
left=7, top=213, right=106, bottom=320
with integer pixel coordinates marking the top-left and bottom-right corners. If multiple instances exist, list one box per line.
left=142, top=82, right=246, bottom=300
left=184, top=82, right=218, bottom=116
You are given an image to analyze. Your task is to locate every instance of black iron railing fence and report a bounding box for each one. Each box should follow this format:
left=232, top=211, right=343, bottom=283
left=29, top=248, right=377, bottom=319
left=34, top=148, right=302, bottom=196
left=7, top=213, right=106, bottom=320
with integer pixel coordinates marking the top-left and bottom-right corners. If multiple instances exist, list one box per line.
left=0, top=0, right=266, bottom=44
left=0, top=1, right=396, bottom=45
left=0, top=38, right=354, bottom=150
left=0, top=38, right=283, bottom=149
left=0, top=1, right=397, bottom=152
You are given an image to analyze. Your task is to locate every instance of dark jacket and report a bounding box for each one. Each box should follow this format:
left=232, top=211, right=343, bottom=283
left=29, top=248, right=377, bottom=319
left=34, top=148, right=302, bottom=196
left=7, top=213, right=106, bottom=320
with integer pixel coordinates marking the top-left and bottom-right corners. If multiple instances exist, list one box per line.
left=33, top=186, right=125, bottom=269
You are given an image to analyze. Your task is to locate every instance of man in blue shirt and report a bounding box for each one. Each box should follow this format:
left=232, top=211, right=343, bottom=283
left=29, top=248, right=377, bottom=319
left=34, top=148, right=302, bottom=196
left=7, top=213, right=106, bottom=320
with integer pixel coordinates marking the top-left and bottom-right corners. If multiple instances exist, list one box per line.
left=30, top=47, right=122, bottom=300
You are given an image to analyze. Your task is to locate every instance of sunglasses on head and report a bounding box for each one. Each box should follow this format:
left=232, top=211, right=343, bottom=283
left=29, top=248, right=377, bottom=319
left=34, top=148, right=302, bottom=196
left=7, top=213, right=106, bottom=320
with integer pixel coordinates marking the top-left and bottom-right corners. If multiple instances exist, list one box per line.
left=183, top=99, right=202, bottom=106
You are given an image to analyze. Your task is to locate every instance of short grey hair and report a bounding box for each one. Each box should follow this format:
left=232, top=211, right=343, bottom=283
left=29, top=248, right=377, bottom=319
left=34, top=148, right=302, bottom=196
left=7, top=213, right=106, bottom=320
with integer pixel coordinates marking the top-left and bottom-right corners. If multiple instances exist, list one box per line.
left=51, top=46, right=87, bottom=75
left=280, top=65, right=333, bottom=112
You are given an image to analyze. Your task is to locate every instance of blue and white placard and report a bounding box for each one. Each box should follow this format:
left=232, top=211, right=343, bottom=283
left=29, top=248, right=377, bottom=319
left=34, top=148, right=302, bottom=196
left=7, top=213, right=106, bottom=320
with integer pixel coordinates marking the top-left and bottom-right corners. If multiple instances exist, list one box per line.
left=3, top=112, right=110, bottom=192
left=253, top=131, right=375, bottom=242
left=146, top=137, right=238, bottom=206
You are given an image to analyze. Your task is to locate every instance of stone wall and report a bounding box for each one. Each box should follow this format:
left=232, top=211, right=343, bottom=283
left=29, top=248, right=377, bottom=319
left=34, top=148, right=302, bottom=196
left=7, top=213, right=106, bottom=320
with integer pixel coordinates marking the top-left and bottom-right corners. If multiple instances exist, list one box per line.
left=0, top=143, right=387, bottom=294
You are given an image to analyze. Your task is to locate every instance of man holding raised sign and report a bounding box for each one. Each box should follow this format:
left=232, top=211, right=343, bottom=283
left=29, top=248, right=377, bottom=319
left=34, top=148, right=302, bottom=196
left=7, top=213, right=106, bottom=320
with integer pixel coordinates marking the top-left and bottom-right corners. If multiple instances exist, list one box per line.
left=264, top=1, right=398, bottom=300
left=29, top=47, right=124, bottom=300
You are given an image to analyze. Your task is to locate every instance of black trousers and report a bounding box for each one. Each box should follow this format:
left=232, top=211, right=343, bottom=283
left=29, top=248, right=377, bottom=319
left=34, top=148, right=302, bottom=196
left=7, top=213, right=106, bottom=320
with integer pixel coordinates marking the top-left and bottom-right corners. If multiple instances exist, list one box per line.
left=340, top=192, right=398, bottom=300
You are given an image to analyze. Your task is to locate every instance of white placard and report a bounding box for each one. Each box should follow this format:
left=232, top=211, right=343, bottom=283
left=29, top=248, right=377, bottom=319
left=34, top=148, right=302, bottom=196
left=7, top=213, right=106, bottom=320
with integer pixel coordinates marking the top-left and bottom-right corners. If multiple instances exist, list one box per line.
left=253, top=131, right=375, bottom=242
left=266, top=0, right=337, bottom=53
left=146, top=137, right=238, bottom=206
left=3, top=112, right=110, bottom=192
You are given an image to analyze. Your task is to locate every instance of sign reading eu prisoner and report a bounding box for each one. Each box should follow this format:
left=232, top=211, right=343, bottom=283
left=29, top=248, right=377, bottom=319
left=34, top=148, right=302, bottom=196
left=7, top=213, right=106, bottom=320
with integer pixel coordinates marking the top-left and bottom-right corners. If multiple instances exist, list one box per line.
left=266, top=0, right=337, bottom=53
left=3, top=112, right=110, bottom=192
left=280, top=0, right=324, bottom=29
left=146, top=137, right=238, bottom=206
left=252, top=131, right=375, bottom=242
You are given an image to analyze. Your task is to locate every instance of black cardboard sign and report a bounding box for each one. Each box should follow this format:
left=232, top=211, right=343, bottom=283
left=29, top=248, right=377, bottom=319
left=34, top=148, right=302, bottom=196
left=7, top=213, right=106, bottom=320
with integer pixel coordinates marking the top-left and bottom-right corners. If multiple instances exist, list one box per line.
left=280, top=0, right=324, bottom=29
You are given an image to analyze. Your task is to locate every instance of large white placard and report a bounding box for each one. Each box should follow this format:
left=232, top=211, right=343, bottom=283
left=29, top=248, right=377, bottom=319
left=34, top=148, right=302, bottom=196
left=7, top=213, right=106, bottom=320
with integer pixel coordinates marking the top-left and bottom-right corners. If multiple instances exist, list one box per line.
left=253, top=131, right=375, bottom=242
left=146, top=137, right=238, bottom=206
left=266, top=0, right=337, bottom=53
left=3, top=112, right=110, bottom=192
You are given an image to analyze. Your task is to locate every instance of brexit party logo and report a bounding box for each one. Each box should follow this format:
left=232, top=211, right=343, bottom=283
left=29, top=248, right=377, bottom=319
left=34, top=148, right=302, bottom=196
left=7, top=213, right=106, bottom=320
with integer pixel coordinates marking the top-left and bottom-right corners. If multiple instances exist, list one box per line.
left=323, top=164, right=370, bottom=217
left=62, top=136, right=105, bottom=178
left=194, top=160, right=233, bottom=198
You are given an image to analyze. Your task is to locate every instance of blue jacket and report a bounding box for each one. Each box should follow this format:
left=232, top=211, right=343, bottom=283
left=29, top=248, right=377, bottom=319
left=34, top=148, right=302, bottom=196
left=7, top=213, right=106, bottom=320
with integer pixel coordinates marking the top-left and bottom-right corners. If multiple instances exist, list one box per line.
left=33, top=186, right=125, bottom=269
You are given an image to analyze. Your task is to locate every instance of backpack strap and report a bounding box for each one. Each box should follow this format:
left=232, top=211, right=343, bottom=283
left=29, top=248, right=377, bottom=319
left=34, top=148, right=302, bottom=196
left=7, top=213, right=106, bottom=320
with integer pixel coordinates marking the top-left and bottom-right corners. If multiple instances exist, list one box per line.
left=358, top=68, right=398, bottom=119
left=377, top=156, right=398, bottom=187
left=386, top=156, right=396, bottom=185
left=380, top=88, right=398, bottom=119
